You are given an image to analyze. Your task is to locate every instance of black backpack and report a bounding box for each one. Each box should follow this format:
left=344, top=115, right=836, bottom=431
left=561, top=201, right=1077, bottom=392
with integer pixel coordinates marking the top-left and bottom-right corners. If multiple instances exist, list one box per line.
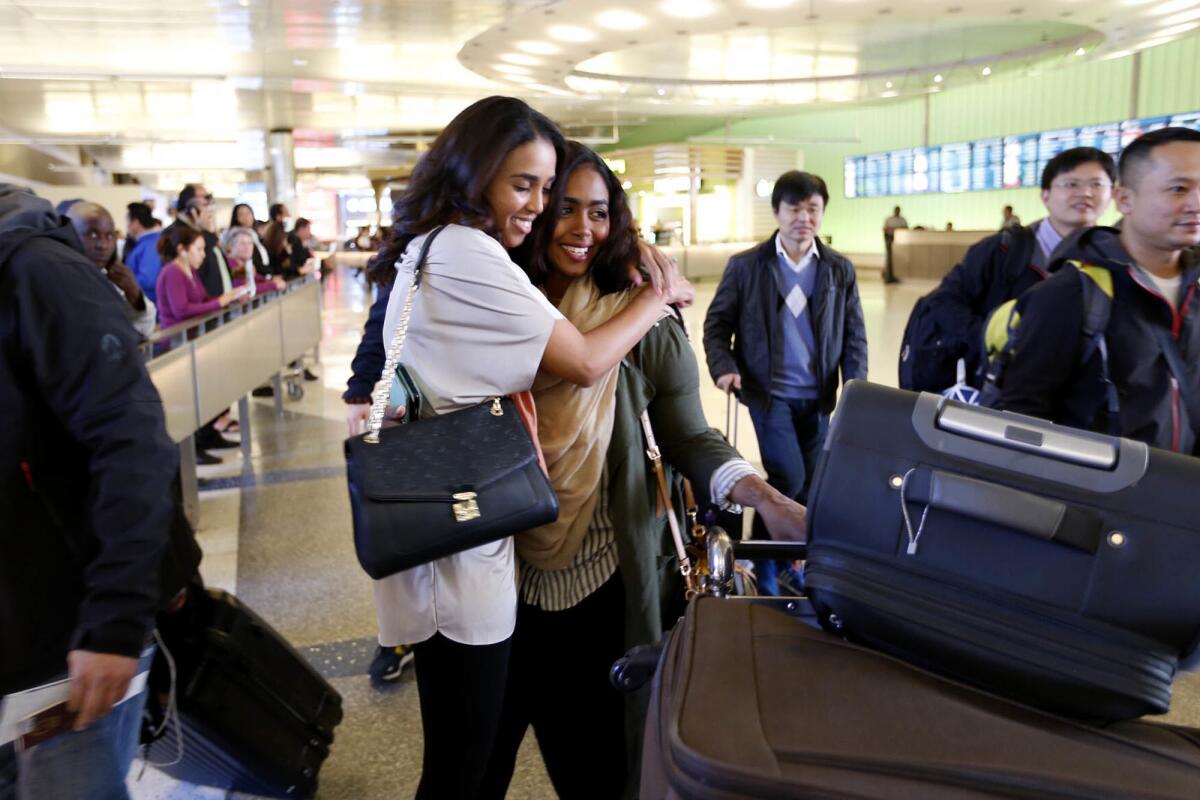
left=898, top=229, right=1035, bottom=394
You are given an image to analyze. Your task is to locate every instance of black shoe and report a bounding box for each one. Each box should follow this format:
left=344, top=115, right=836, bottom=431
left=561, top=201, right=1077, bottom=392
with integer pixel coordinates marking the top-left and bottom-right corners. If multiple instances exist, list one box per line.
left=196, top=449, right=222, bottom=465
left=198, top=430, right=239, bottom=450
left=252, top=385, right=274, bottom=397
left=369, top=645, right=414, bottom=684
left=302, top=368, right=319, bottom=382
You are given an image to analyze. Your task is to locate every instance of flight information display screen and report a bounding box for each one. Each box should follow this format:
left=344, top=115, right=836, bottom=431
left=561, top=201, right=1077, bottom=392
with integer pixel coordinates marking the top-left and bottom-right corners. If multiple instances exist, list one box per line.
left=843, top=110, right=1200, bottom=198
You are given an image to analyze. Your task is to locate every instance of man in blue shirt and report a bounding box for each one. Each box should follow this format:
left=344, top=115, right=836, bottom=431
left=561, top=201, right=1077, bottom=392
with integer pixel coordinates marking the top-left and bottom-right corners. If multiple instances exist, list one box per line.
left=704, top=171, right=869, bottom=593
left=123, top=201, right=163, bottom=302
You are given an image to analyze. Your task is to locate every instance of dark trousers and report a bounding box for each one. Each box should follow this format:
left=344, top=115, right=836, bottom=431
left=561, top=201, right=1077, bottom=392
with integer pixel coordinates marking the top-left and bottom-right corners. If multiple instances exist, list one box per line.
left=749, top=397, right=829, bottom=593
left=479, top=572, right=628, bottom=800
left=412, top=633, right=512, bottom=800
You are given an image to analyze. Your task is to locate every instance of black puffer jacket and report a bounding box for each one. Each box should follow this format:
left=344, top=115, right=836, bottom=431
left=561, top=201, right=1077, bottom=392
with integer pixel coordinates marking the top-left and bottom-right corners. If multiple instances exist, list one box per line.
left=0, top=184, right=176, bottom=694
left=994, top=226, right=1200, bottom=454
left=703, top=234, right=868, bottom=415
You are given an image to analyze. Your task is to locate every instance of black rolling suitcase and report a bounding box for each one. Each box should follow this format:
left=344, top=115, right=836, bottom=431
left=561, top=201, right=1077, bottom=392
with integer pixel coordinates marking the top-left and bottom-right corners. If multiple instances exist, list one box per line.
left=641, top=596, right=1200, bottom=800
left=804, top=380, right=1200, bottom=720
left=148, top=587, right=343, bottom=798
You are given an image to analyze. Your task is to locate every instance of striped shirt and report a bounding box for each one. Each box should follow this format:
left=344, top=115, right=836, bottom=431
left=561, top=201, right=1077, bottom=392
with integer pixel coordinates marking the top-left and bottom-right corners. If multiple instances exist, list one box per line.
left=519, top=466, right=619, bottom=611
left=518, top=456, right=760, bottom=611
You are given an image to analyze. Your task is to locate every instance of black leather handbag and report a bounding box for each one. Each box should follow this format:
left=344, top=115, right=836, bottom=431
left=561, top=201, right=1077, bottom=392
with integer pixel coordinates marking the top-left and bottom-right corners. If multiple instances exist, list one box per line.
left=344, top=227, right=559, bottom=580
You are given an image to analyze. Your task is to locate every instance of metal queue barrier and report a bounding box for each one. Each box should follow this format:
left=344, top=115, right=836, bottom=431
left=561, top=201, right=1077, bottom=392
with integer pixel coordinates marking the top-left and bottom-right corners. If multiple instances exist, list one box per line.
left=139, top=276, right=323, bottom=525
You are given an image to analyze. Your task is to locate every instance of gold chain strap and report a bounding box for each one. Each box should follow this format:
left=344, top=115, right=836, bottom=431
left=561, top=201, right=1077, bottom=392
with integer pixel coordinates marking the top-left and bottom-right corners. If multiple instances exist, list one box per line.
left=363, top=227, right=444, bottom=444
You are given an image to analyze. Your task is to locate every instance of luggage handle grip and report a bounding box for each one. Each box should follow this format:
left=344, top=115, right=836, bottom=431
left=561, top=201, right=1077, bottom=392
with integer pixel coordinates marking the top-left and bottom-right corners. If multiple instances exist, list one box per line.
left=908, top=469, right=1102, bottom=554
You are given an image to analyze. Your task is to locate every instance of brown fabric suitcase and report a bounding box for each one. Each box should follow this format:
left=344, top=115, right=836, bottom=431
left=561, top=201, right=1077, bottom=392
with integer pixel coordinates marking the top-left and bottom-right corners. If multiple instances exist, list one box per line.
left=641, top=596, right=1200, bottom=799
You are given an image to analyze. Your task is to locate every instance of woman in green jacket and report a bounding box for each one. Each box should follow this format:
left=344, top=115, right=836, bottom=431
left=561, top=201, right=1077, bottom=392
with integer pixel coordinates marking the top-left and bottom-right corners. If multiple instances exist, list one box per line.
left=481, top=143, right=807, bottom=799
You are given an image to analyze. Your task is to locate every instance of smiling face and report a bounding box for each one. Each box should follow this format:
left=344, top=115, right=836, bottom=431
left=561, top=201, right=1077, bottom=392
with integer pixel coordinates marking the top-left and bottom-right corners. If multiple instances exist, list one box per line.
left=774, top=193, right=824, bottom=255
left=484, top=136, right=557, bottom=248
left=1041, top=161, right=1114, bottom=234
left=1116, top=140, right=1200, bottom=253
left=547, top=165, right=611, bottom=283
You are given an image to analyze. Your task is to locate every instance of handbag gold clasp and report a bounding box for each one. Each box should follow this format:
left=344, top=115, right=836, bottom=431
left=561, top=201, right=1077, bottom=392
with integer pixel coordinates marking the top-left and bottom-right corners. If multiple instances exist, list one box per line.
left=490, top=398, right=503, bottom=417
left=452, top=491, right=480, bottom=522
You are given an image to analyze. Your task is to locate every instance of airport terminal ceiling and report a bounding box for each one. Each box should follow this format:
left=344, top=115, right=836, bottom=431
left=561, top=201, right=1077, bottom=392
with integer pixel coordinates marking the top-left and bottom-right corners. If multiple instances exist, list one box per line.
left=0, top=0, right=1197, bottom=187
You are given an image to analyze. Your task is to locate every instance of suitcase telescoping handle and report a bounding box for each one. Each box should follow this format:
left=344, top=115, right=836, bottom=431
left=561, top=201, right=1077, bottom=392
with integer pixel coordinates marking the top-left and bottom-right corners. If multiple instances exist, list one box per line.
left=899, top=468, right=1102, bottom=555
left=935, top=402, right=1117, bottom=470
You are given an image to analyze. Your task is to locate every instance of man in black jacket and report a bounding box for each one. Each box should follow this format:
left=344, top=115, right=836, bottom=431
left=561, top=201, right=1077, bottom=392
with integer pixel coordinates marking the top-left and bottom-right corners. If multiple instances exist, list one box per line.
left=163, top=183, right=231, bottom=298
left=914, top=147, right=1117, bottom=389
left=992, top=127, right=1200, bottom=454
left=0, top=185, right=176, bottom=797
left=703, top=171, right=868, bottom=593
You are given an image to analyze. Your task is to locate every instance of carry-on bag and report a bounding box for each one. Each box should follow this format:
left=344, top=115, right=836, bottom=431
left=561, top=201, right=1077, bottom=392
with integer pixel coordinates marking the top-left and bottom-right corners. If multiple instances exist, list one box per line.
left=641, top=595, right=1200, bottom=800
left=804, top=379, right=1200, bottom=720
left=147, top=587, right=343, bottom=798
left=344, top=225, right=559, bottom=579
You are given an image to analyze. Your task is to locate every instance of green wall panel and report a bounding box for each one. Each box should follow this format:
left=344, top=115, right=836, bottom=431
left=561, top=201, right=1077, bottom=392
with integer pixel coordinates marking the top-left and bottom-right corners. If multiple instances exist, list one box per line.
left=627, top=33, right=1200, bottom=255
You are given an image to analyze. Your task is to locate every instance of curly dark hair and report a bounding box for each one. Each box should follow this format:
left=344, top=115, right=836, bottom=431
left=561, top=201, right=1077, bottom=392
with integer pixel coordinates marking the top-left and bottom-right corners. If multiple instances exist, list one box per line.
left=368, top=96, right=566, bottom=288
left=515, top=141, right=638, bottom=296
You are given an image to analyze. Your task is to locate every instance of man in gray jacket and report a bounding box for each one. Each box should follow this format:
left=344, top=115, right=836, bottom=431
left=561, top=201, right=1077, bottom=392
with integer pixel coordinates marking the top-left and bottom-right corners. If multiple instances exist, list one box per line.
left=703, top=171, right=868, bottom=593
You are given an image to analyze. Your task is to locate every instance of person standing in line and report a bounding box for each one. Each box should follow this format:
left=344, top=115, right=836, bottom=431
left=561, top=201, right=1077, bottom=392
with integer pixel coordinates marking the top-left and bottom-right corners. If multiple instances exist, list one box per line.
left=162, top=184, right=232, bottom=298
left=1002, top=204, right=1022, bottom=229
left=125, top=201, right=164, bottom=302
left=65, top=201, right=157, bottom=338
left=704, top=170, right=868, bottom=596
left=882, top=204, right=908, bottom=283
left=0, top=184, right=176, bottom=800
left=365, top=96, right=692, bottom=800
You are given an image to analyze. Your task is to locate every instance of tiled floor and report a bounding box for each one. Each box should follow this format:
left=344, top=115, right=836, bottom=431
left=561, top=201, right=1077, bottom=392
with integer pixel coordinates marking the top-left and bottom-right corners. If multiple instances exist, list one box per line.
left=130, top=264, right=1200, bottom=799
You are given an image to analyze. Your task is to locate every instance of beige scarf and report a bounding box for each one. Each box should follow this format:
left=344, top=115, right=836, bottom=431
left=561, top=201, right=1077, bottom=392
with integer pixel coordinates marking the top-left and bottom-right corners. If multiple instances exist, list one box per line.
left=515, top=278, right=635, bottom=570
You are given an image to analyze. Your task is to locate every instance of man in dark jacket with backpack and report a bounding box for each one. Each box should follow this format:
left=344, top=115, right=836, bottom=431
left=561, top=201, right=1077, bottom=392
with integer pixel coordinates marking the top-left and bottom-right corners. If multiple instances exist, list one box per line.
left=0, top=184, right=177, bottom=797
left=991, top=127, right=1200, bottom=454
left=899, top=147, right=1117, bottom=393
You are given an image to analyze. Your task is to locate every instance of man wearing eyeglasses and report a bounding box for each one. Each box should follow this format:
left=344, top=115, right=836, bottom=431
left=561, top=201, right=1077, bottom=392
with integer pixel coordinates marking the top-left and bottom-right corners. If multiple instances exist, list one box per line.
left=900, top=147, right=1116, bottom=391
left=991, top=127, right=1200, bottom=454
left=162, top=184, right=233, bottom=299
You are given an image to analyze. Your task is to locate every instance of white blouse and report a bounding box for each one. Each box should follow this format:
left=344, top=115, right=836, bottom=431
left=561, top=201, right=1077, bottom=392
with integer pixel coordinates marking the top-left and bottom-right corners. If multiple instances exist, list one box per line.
left=374, top=224, right=564, bottom=647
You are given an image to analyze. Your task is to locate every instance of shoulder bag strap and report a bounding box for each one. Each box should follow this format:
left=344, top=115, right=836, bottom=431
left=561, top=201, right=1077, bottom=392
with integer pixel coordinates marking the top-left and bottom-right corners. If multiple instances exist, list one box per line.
left=364, top=226, right=445, bottom=444
left=639, top=408, right=694, bottom=595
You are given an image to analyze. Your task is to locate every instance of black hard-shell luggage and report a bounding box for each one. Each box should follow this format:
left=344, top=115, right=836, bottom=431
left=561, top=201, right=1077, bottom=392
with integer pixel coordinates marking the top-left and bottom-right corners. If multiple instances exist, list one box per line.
left=804, top=380, right=1200, bottom=720
left=148, top=587, right=343, bottom=798
left=641, top=595, right=1200, bottom=800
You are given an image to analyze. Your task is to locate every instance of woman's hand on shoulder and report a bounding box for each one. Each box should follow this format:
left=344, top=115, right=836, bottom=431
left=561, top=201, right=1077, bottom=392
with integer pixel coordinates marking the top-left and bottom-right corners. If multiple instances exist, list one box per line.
left=632, top=240, right=679, bottom=297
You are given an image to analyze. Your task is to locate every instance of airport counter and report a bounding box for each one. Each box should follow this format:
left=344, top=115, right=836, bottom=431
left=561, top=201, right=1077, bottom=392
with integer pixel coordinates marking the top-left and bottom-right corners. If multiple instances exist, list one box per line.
left=891, top=229, right=992, bottom=280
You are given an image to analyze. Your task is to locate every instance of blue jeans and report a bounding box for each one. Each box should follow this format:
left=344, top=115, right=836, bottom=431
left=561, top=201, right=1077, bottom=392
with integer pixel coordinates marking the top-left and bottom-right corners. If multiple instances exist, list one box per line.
left=0, top=649, right=152, bottom=800
left=749, top=396, right=829, bottom=595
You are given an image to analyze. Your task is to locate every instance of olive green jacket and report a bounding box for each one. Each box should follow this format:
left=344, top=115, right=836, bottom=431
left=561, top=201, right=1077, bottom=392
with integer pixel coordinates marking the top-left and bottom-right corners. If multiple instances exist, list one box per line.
left=610, top=313, right=740, bottom=648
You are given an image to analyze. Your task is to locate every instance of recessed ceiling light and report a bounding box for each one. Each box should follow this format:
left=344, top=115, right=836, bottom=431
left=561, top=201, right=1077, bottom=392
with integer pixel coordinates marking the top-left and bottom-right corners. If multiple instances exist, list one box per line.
left=656, top=87, right=666, bottom=95
left=622, top=180, right=633, bottom=190
left=662, top=0, right=717, bottom=17
left=596, top=9, right=649, bottom=30
left=516, top=40, right=562, bottom=55
left=548, top=24, right=595, bottom=42
left=933, top=73, right=943, bottom=82
left=885, top=81, right=893, bottom=88
left=981, top=66, right=992, bottom=75
left=499, top=52, right=542, bottom=65
left=618, top=85, right=629, bottom=94
left=1074, top=47, right=1086, bottom=55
